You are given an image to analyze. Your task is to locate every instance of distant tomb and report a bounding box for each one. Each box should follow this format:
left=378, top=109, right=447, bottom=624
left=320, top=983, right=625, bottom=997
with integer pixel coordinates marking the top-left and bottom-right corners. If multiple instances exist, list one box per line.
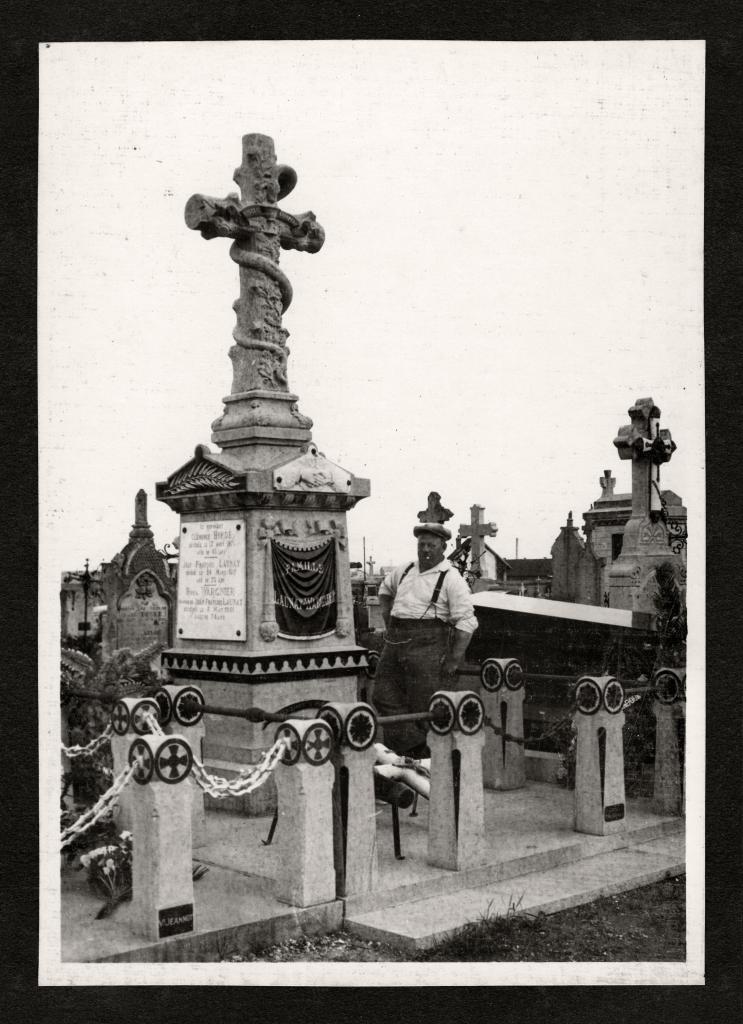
left=99, top=490, right=176, bottom=659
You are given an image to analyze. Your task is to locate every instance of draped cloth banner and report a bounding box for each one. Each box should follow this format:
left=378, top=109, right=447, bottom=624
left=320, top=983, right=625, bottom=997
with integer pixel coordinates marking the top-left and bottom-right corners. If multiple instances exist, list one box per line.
left=271, top=538, right=337, bottom=636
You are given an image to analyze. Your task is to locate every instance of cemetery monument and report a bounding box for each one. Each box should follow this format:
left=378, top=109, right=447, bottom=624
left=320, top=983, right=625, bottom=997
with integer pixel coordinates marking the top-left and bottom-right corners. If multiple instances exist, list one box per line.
left=156, top=134, right=370, bottom=813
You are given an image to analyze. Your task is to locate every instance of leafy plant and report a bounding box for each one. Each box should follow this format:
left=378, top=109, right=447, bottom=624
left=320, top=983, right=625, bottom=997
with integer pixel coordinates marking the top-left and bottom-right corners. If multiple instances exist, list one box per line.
left=78, top=830, right=133, bottom=919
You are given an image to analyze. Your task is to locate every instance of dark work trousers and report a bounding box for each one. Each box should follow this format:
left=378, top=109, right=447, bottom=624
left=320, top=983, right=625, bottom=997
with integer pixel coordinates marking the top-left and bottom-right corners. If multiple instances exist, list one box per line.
left=372, top=616, right=459, bottom=755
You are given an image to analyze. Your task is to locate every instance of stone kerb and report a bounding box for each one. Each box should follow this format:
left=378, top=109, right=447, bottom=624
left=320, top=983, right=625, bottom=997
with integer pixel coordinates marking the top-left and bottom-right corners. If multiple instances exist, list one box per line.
left=318, top=701, right=379, bottom=898
left=426, top=690, right=487, bottom=871
left=479, top=657, right=526, bottom=791
left=109, top=695, right=161, bottom=832
left=127, top=731, right=196, bottom=942
left=651, top=667, right=686, bottom=817
left=272, top=718, right=336, bottom=907
left=573, top=676, right=626, bottom=836
left=155, top=684, right=208, bottom=847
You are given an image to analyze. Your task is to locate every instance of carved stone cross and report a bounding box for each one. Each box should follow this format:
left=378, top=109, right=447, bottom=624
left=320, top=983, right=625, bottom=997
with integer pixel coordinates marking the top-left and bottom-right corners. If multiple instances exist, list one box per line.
left=184, top=134, right=325, bottom=448
left=613, top=398, right=676, bottom=520
left=458, top=504, right=498, bottom=578
left=366, top=556, right=376, bottom=575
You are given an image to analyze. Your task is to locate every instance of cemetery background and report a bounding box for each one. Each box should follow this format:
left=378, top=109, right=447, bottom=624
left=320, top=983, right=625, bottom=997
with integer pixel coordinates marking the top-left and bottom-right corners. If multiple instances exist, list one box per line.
left=40, top=41, right=703, bottom=983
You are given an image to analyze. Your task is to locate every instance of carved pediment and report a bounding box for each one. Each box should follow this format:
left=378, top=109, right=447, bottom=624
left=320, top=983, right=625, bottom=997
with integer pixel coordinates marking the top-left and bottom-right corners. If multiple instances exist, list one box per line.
left=162, top=446, right=243, bottom=496
left=273, top=446, right=352, bottom=493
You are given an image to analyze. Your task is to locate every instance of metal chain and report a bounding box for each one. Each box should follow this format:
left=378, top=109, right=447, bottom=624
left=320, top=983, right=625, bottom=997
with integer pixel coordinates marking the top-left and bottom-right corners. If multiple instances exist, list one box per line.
left=190, top=738, right=287, bottom=798
left=482, top=714, right=526, bottom=746
left=62, top=724, right=113, bottom=757
left=60, top=761, right=137, bottom=849
left=141, top=710, right=165, bottom=736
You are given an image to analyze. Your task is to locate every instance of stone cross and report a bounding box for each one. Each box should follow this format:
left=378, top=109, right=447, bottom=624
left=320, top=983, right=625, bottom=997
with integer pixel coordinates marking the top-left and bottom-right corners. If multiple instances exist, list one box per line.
left=599, top=470, right=616, bottom=499
left=185, top=133, right=325, bottom=402
left=417, top=491, right=453, bottom=525
left=366, top=556, right=376, bottom=576
left=458, top=504, right=498, bottom=578
left=613, top=398, right=676, bottom=520
left=130, top=489, right=154, bottom=540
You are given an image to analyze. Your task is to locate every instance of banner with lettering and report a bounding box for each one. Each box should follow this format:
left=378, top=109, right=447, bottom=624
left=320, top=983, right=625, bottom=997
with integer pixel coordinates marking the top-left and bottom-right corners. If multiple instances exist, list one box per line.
left=271, top=538, right=337, bottom=636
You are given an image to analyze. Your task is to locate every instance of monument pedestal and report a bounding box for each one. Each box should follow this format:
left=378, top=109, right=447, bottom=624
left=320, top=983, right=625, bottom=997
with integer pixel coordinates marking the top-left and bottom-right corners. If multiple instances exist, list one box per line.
left=157, top=445, right=370, bottom=815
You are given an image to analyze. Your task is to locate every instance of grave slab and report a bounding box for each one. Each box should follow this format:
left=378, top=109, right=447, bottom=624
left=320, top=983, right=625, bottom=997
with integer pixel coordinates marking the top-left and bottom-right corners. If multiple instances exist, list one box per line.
left=61, top=781, right=684, bottom=963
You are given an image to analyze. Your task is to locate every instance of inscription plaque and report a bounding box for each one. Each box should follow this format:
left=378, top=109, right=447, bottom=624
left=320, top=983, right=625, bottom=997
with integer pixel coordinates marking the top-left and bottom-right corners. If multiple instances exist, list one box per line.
left=158, top=902, right=194, bottom=938
left=177, top=519, right=246, bottom=640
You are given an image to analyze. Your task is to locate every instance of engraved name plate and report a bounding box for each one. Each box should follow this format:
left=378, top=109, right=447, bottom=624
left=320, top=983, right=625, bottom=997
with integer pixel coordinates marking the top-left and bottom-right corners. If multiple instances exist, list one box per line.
left=176, top=519, right=246, bottom=641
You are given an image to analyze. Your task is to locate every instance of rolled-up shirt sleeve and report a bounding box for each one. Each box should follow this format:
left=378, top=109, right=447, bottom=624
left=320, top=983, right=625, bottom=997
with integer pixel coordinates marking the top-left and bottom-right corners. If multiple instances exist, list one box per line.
left=445, top=572, right=478, bottom=633
left=378, top=567, right=400, bottom=599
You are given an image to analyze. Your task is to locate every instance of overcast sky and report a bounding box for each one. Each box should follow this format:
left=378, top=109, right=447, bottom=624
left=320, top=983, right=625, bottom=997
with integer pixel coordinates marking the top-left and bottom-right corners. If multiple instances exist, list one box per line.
left=39, top=40, right=704, bottom=574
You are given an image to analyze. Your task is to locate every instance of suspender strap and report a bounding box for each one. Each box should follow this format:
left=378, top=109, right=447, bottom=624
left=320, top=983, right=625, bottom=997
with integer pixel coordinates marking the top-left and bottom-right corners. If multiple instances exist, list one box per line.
left=399, top=562, right=415, bottom=584
left=430, top=569, right=449, bottom=607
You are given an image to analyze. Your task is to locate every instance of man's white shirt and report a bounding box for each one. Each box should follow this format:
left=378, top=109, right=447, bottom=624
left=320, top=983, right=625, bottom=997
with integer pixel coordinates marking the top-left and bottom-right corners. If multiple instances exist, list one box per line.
left=379, top=559, right=478, bottom=633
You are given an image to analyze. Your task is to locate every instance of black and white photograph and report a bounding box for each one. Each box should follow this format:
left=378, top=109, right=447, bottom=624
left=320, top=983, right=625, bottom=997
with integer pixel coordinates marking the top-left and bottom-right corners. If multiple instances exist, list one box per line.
left=38, top=39, right=706, bottom=987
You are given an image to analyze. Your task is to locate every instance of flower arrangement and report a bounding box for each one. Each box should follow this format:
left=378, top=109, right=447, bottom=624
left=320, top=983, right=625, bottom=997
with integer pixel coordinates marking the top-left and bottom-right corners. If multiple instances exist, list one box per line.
left=79, top=830, right=133, bottom=919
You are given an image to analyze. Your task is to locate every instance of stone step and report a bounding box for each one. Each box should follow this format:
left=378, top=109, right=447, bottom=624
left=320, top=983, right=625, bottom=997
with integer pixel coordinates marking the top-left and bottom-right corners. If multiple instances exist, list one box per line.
left=344, top=831, right=685, bottom=953
left=345, top=813, right=684, bottom=917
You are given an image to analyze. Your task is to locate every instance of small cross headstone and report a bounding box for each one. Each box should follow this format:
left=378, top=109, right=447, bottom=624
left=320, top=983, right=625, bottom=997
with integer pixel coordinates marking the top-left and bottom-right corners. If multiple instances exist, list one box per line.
left=458, top=504, right=498, bottom=578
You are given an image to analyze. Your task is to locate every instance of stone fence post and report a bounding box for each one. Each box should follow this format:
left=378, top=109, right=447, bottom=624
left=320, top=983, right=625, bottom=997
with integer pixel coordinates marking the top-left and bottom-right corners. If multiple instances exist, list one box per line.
left=128, top=732, right=195, bottom=942
left=427, top=690, right=487, bottom=870
left=573, top=676, right=626, bottom=835
left=651, top=667, right=686, bottom=816
left=318, top=702, right=379, bottom=898
left=109, top=696, right=161, bottom=832
left=155, top=684, right=207, bottom=846
left=479, top=658, right=526, bottom=790
left=273, top=718, right=336, bottom=907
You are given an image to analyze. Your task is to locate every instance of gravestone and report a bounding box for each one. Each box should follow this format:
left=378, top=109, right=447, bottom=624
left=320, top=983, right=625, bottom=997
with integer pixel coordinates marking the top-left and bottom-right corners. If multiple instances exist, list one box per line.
left=457, top=503, right=498, bottom=592
left=99, top=490, right=176, bottom=660
left=608, top=398, right=686, bottom=614
left=156, top=134, right=370, bottom=814
left=550, top=511, right=601, bottom=604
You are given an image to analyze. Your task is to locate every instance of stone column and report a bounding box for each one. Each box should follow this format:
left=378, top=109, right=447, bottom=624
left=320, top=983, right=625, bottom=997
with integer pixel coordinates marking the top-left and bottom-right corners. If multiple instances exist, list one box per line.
left=129, top=733, right=195, bottom=942
left=479, top=658, right=526, bottom=791
left=573, top=676, right=626, bottom=836
left=273, top=718, right=336, bottom=906
left=427, top=691, right=487, bottom=870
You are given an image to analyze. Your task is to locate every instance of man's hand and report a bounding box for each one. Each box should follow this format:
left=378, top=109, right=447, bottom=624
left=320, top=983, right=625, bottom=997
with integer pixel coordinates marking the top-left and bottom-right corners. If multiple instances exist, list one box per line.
left=440, top=653, right=461, bottom=678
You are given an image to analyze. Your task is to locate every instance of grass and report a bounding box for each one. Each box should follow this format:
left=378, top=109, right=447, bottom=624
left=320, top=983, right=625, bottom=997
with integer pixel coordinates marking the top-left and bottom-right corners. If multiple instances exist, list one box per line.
left=218, top=874, right=685, bottom=962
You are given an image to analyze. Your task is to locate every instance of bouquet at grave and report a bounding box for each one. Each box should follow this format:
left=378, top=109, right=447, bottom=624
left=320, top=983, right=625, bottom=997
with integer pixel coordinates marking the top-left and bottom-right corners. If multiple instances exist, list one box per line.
left=78, top=830, right=133, bottom=919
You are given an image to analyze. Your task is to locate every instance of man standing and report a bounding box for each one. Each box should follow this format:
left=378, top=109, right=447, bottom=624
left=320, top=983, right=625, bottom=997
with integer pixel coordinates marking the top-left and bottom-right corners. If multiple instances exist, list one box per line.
left=372, top=522, right=478, bottom=756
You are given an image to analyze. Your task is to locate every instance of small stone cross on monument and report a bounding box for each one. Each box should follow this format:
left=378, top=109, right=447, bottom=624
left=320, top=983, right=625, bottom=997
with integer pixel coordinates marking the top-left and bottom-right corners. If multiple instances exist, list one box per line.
left=613, top=398, right=676, bottom=521
left=366, top=557, right=376, bottom=576
left=599, top=470, right=616, bottom=499
left=458, top=504, right=498, bottom=578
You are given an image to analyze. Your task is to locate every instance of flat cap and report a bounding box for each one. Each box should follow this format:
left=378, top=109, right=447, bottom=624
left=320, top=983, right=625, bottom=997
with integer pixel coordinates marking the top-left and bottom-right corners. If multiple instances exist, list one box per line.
left=413, top=522, right=452, bottom=541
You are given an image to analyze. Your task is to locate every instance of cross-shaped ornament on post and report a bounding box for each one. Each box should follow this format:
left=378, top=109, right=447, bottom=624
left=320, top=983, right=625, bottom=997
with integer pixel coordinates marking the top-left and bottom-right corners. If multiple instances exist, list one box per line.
left=613, top=398, right=676, bottom=521
left=458, top=504, right=498, bottom=579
